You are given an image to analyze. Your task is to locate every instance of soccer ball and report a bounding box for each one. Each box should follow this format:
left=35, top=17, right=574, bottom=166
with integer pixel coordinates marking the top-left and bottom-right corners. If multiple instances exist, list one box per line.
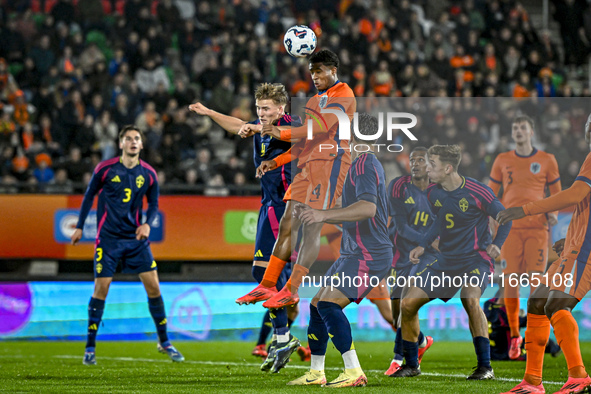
left=283, top=25, right=317, bottom=58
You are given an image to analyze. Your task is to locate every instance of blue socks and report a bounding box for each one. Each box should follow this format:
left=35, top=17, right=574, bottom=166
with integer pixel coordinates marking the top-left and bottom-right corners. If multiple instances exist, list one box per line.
left=86, top=297, right=105, bottom=349
left=148, top=296, right=169, bottom=344
left=403, top=340, right=419, bottom=368
left=317, top=301, right=353, bottom=354
left=257, top=310, right=273, bottom=346
left=252, top=265, right=265, bottom=284
left=473, top=336, right=491, bottom=368
left=308, top=304, right=329, bottom=355
left=394, top=327, right=404, bottom=361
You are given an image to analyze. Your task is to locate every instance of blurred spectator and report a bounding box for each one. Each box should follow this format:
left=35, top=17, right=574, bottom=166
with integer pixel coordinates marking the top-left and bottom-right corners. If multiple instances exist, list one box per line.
left=135, top=59, right=170, bottom=96
left=45, top=167, right=74, bottom=194
left=94, top=110, right=118, bottom=160
left=33, top=153, right=54, bottom=184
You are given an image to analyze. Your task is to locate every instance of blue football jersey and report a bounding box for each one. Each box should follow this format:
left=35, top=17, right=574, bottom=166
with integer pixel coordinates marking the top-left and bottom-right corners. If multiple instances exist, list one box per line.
left=250, top=114, right=302, bottom=206
left=76, top=157, right=159, bottom=240
left=420, top=176, right=511, bottom=260
left=340, top=152, right=392, bottom=260
left=387, top=176, right=435, bottom=268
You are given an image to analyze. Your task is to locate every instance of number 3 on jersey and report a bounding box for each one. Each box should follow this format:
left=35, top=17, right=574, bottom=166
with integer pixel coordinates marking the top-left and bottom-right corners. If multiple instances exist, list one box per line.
left=123, top=188, right=131, bottom=202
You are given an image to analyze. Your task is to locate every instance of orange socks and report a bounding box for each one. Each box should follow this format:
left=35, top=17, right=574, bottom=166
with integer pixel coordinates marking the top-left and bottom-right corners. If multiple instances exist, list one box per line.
left=261, top=255, right=288, bottom=288
left=286, top=264, right=309, bottom=292
left=551, top=310, right=587, bottom=378
left=505, top=297, right=521, bottom=338
left=523, top=313, right=551, bottom=386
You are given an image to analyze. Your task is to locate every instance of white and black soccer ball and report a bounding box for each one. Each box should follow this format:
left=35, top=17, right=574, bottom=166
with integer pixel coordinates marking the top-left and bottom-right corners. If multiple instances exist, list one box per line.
left=283, top=25, right=317, bottom=58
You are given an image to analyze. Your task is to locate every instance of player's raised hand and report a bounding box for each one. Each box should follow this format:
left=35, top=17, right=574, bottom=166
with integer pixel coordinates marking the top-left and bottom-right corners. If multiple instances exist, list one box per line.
left=261, top=124, right=281, bottom=139
left=188, top=102, right=210, bottom=116
left=256, top=160, right=277, bottom=178
left=238, top=123, right=262, bottom=138
left=299, top=205, right=326, bottom=225
left=136, top=223, right=150, bottom=241
left=409, top=246, right=424, bottom=264
left=552, top=238, right=566, bottom=255
left=71, top=228, right=83, bottom=245
left=496, top=207, right=525, bottom=225
left=486, top=244, right=501, bottom=259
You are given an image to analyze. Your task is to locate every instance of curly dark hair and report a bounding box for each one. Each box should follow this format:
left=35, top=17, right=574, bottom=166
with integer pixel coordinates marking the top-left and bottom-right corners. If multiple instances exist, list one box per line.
left=309, top=49, right=339, bottom=69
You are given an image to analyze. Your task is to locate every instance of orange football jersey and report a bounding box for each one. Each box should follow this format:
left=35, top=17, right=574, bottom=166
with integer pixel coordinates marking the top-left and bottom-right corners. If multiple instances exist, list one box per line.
left=489, top=149, right=561, bottom=229
left=297, top=81, right=356, bottom=168
left=562, top=152, right=591, bottom=261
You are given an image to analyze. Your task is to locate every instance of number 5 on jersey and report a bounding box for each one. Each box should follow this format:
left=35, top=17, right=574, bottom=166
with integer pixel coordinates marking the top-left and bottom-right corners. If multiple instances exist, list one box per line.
left=123, top=188, right=131, bottom=202
left=446, top=213, right=454, bottom=229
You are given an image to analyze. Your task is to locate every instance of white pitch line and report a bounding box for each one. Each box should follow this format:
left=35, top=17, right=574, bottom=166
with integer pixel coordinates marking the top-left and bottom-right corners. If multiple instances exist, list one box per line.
left=52, top=355, right=563, bottom=386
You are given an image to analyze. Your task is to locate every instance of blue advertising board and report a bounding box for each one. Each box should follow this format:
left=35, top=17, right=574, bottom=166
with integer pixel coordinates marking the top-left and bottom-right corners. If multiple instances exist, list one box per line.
left=2, top=282, right=591, bottom=342
left=53, top=210, right=164, bottom=243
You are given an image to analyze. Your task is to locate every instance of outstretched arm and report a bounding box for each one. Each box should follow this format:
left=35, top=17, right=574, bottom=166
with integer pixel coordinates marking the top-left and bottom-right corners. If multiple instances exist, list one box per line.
left=497, top=181, right=591, bottom=225
left=72, top=170, right=103, bottom=244
left=189, top=102, right=245, bottom=134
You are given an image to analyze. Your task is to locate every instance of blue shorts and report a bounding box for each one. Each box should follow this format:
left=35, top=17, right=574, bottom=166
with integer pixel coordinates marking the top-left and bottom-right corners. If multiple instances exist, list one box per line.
left=254, top=204, right=285, bottom=262
left=390, top=252, right=439, bottom=299
left=414, top=252, right=494, bottom=301
left=324, top=255, right=392, bottom=303
left=94, top=238, right=155, bottom=278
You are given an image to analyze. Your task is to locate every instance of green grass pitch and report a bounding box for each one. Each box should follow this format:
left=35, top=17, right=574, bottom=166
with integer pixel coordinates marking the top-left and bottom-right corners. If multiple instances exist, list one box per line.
left=0, top=341, right=586, bottom=393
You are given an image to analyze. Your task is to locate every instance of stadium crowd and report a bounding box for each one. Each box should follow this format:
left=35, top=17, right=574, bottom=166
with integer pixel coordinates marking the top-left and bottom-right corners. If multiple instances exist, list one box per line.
left=0, top=0, right=590, bottom=194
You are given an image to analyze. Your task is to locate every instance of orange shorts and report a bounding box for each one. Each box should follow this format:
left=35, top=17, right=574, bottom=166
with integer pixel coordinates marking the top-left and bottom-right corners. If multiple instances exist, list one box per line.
left=288, top=159, right=349, bottom=209
left=366, top=279, right=390, bottom=300
left=546, top=256, right=591, bottom=300
left=501, top=228, right=548, bottom=274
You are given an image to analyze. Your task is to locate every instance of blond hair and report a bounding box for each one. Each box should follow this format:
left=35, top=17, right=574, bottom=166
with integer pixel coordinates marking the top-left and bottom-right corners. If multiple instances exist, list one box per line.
left=254, top=83, right=288, bottom=106
left=428, top=145, right=462, bottom=170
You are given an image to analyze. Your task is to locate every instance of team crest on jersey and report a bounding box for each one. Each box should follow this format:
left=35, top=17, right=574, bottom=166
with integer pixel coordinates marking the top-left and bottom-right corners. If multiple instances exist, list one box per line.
left=136, top=175, right=145, bottom=188
left=96, top=263, right=103, bottom=274
left=459, top=197, right=469, bottom=212
left=530, top=162, right=541, bottom=174
left=319, top=95, right=328, bottom=109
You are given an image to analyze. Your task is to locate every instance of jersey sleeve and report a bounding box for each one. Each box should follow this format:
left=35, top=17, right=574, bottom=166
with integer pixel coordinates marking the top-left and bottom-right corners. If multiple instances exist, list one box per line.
left=488, top=156, right=503, bottom=195
left=469, top=180, right=512, bottom=247
left=355, top=158, right=378, bottom=204
left=575, top=153, right=591, bottom=186
left=388, top=178, right=424, bottom=245
left=524, top=153, right=591, bottom=215
left=76, top=165, right=107, bottom=229
left=145, top=169, right=159, bottom=227
left=546, top=154, right=562, bottom=217
left=546, top=154, right=561, bottom=187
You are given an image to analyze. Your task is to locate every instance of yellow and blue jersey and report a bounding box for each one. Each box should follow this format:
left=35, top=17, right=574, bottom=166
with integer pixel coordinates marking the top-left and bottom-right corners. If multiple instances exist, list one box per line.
left=76, top=157, right=159, bottom=240
left=250, top=114, right=302, bottom=206
left=340, top=152, right=392, bottom=261
left=387, top=176, right=436, bottom=268
left=420, top=176, right=511, bottom=259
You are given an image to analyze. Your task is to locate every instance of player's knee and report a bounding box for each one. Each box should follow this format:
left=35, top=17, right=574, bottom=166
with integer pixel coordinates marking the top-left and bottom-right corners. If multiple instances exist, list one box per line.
left=400, top=298, right=419, bottom=319
left=93, top=286, right=109, bottom=299
left=461, top=298, right=481, bottom=316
